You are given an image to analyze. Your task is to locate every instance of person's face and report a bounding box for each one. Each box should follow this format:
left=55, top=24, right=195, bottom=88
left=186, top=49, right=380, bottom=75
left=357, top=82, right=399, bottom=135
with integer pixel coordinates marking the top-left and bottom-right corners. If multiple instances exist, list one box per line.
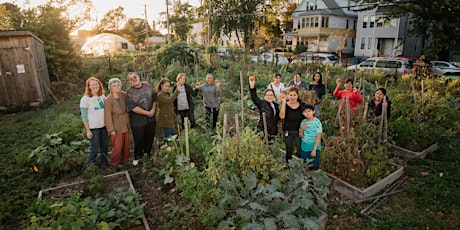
left=264, top=91, right=275, bottom=103
left=302, top=109, right=315, bottom=119
left=161, top=82, right=171, bottom=92
left=128, top=74, right=141, bottom=88
left=344, top=81, right=353, bottom=90
left=88, top=80, right=100, bottom=95
left=375, top=90, right=385, bottom=101
left=288, top=91, right=298, bottom=102
left=206, top=75, right=214, bottom=85
left=274, top=75, right=281, bottom=83
left=178, top=76, right=186, bottom=85
left=314, top=74, right=321, bottom=82
left=109, top=82, right=121, bottom=93
left=294, top=74, right=301, bottom=82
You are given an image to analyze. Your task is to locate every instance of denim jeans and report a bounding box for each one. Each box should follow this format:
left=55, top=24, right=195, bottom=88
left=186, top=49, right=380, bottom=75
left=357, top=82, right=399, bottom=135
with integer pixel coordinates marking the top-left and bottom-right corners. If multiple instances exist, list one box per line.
left=300, top=149, right=320, bottom=170
left=163, top=128, right=175, bottom=145
left=86, top=127, right=109, bottom=167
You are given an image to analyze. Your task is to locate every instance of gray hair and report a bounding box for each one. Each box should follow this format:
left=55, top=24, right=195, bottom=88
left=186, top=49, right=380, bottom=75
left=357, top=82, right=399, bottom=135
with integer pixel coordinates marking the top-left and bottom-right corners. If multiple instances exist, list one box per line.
left=108, top=78, right=122, bottom=88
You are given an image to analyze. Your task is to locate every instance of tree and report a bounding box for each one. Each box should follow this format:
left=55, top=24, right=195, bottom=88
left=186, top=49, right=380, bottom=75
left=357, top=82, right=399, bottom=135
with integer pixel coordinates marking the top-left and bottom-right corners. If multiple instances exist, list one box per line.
left=99, top=6, right=126, bottom=33
left=358, top=0, right=460, bottom=59
left=280, top=1, right=299, bottom=33
left=11, top=4, right=80, bottom=81
left=0, top=3, right=19, bottom=30
left=330, top=29, right=351, bottom=65
left=207, top=0, right=266, bottom=47
left=121, top=18, right=158, bottom=45
left=160, top=1, right=195, bottom=41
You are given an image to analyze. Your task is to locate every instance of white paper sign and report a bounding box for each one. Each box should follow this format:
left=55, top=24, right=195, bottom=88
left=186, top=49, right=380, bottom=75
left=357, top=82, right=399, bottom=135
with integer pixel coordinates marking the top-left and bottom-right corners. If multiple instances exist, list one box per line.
left=17, top=64, right=25, bottom=73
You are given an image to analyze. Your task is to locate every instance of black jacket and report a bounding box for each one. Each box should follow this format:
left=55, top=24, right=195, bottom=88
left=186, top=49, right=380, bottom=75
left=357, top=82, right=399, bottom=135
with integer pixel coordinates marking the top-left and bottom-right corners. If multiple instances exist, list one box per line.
left=173, top=84, right=198, bottom=112
left=368, top=98, right=391, bottom=121
left=250, top=87, right=280, bottom=136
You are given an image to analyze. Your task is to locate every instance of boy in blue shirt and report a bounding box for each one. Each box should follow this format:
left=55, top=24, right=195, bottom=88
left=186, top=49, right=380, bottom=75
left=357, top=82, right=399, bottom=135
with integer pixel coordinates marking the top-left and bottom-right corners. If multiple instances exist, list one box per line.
left=299, top=104, right=323, bottom=170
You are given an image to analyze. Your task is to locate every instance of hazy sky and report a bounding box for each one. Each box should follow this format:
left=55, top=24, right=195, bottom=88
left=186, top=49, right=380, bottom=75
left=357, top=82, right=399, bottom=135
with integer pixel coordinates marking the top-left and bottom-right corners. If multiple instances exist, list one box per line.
left=3, top=0, right=202, bottom=33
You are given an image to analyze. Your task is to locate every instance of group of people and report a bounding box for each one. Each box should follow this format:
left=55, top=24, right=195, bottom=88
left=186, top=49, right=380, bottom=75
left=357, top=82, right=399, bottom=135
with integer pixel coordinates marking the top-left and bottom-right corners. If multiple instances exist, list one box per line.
left=249, top=73, right=391, bottom=170
left=80, top=72, right=221, bottom=169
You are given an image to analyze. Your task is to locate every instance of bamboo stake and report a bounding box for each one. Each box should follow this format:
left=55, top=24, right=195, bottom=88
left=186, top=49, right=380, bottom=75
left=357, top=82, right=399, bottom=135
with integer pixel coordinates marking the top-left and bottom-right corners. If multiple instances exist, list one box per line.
left=262, top=112, right=268, bottom=145
left=336, top=101, right=344, bottom=138
left=362, top=103, right=368, bottom=122
left=184, top=117, right=190, bottom=164
left=345, top=97, right=350, bottom=137
left=222, top=114, right=228, bottom=163
left=235, top=113, right=240, bottom=138
left=421, top=79, right=424, bottom=111
left=240, top=71, right=245, bottom=129
left=375, top=81, right=379, bottom=89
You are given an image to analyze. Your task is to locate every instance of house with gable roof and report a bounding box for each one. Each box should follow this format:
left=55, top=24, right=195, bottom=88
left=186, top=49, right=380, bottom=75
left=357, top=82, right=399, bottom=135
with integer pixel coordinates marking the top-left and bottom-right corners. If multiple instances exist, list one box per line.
left=288, top=0, right=358, bottom=54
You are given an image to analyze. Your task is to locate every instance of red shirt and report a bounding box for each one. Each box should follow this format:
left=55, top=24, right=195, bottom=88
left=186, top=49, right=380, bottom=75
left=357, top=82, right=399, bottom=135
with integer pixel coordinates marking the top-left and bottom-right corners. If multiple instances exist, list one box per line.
left=333, top=86, right=363, bottom=113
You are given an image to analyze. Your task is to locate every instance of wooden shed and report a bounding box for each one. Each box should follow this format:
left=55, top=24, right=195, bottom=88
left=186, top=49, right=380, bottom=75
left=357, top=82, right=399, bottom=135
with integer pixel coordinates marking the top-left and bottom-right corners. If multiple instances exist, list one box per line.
left=0, top=31, right=51, bottom=109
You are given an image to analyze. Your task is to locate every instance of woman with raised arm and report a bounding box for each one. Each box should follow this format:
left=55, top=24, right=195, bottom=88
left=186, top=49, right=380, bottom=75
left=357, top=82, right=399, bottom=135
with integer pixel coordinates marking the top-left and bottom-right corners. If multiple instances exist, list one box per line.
left=156, top=78, right=180, bottom=146
left=333, top=78, right=363, bottom=114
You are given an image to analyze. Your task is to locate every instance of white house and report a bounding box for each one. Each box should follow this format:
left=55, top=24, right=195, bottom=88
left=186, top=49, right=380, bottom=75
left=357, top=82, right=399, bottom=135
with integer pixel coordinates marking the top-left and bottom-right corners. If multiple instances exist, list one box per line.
left=187, top=22, right=245, bottom=48
left=353, top=5, right=411, bottom=57
left=289, top=0, right=358, bottom=54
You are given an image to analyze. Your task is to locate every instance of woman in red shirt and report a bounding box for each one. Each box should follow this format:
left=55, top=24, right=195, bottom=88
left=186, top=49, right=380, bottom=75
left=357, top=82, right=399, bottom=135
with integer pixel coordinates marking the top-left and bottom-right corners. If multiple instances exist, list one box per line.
left=333, top=78, right=363, bottom=113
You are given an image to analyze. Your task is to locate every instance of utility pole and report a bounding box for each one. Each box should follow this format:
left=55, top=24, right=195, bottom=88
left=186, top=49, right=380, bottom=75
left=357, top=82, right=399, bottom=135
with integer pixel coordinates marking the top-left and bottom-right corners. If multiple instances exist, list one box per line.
left=208, top=0, right=211, bottom=45
left=142, top=4, right=150, bottom=46
left=166, top=0, right=170, bottom=43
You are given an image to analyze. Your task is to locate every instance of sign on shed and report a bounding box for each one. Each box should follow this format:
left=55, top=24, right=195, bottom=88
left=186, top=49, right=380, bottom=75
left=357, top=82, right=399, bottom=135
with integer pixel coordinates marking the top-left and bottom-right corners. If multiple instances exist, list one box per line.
left=0, top=31, right=51, bottom=110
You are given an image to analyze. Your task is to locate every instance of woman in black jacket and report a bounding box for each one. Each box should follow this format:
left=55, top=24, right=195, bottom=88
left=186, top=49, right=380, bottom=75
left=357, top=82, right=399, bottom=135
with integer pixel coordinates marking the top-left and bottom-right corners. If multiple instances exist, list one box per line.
left=173, top=73, right=198, bottom=128
left=249, top=76, right=280, bottom=143
left=367, top=87, right=391, bottom=122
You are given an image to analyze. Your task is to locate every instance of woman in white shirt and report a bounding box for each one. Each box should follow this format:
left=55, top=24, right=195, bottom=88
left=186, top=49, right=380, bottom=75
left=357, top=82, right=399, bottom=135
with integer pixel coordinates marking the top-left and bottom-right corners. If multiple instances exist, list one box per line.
left=267, top=73, right=286, bottom=103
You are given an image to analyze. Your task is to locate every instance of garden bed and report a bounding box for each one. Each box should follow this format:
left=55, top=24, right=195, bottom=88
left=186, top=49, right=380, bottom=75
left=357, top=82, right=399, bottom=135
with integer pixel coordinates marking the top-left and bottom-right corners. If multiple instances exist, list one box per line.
left=324, top=163, right=404, bottom=200
left=38, top=171, right=150, bottom=230
left=390, top=142, right=438, bottom=159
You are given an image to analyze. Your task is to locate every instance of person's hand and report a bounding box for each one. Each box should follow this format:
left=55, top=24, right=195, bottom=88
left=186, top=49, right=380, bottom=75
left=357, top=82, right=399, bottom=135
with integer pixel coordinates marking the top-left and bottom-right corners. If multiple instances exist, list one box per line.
left=311, top=150, right=317, bottom=157
left=352, top=87, right=358, bottom=92
left=383, top=101, right=388, bottom=107
left=195, top=82, right=200, bottom=89
left=110, top=131, right=116, bottom=136
left=86, top=130, right=93, bottom=139
left=215, top=79, right=221, bottom=87
left=336, top=78, right=341, bottom=85
left=279, top=92, right=286, bottom=103
left=146, top=109, right=155, bottom=117
left=300, top=123, right=307, bottom=131
left=249, top=76, right=255, bottom=88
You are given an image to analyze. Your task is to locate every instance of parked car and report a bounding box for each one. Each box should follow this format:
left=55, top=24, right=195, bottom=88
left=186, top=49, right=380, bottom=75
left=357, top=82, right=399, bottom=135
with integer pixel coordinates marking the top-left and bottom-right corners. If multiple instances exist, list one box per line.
left=346, top=57, right=413, bottom=76
left=441, top=72, right=460, bottom=82
left=291, top=53, right=338, bottom=65
left=273, top=47, right=294, bottom=59
left=430, top=61, right=460, bottom=75
left=251, top=52, right=289, bottom=65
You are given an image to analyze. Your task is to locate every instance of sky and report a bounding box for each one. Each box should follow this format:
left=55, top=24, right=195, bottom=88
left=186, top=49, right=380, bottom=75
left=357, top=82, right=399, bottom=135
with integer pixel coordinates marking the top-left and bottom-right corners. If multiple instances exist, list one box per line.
left=2, top=0, right=202, bottom=34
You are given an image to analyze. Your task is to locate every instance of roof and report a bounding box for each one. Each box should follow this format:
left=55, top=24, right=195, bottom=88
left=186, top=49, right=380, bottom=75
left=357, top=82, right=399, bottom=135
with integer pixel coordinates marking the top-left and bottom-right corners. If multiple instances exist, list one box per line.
left=0, top=30, right=44, bottom=44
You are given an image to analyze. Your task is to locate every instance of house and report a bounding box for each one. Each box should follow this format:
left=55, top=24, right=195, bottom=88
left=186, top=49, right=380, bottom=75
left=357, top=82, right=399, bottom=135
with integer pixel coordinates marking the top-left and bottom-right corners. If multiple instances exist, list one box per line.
left=289, top=0, right=358, bottom=54
left=353, top=5, right=412, bottom=57
left=81, top=33, right=135, bottom=57
left=0, top=31, right=51, bottom=109
left=187, top=22, right=245, bottom=48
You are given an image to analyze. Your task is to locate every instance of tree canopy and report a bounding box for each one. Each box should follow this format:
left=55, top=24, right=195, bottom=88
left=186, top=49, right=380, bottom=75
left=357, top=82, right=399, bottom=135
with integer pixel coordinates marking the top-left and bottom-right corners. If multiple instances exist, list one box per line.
left=99, top=6, right=126, bottom=33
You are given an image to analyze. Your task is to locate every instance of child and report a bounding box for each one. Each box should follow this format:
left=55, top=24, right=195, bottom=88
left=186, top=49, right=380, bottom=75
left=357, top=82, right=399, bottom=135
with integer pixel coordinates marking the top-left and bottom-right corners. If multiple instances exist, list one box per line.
left=299, top=104, right=323, bottom=170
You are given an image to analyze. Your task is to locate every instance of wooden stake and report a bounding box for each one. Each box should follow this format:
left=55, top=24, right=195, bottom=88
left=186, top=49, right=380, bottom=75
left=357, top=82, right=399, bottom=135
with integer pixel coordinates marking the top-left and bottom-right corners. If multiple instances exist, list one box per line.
left=222, top=114, right=228, bottom=159
left=336, top=101, right=344, bottom=138
left=362, top=103, right=368, bottom=122
left=411, top=81, right=419, bottom=118
left=235, top=113, right=240, bottom=138
left=345, top=97, right=350, bottom=136
left=184, top=117, right=190, bottom=164
left=262, top=112, right=268, bottom=145
left=240, top=71, right=245, bottom=129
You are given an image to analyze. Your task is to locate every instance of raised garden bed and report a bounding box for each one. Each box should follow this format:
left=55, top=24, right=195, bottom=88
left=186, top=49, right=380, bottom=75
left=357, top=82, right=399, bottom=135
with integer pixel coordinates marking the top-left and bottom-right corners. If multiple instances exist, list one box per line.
left=38, top=171, right=150, bottom=230
left=390, top=142, right=438, bottom=159
left=324, top=163, right=404, bottom=200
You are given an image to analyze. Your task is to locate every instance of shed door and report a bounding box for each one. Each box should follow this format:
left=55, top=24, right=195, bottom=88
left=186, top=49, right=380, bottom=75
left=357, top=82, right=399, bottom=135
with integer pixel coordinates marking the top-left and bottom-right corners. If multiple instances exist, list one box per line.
left=0, top=48, right=39, bottom=107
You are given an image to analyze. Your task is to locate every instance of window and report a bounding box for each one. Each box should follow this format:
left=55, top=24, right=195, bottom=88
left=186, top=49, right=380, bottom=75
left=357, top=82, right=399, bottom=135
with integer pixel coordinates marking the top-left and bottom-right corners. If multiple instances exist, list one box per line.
left=315, top=17, right=319, bottom=27
left=361, top=37, right=366, bottom=50
left=121, top=43, right=128, bottom=49
left=353, top=20, right=357, bottom=30
left=306, top=1, right=317, bottom=10
left=306, top=18, right=310, bottom=27
left=346, top=19, right=349, bottom=29
left=390, top=19, right=397, bottom=27
left=310, top=17, right=314, bottom=27
left=376, top=17, right=384, bottom=28
left=302, top=18, right=306, bottom=28
left=367, top=37, right=373, bottom=50
left=321, top=16, right=329, bottom=28
left=361, top=60, right=375, bottom=67
left=370, top=16, right=376, bottom=28
left=363, top=15, right=368, bottom=28
left=351, top=37, right=355, bottom=48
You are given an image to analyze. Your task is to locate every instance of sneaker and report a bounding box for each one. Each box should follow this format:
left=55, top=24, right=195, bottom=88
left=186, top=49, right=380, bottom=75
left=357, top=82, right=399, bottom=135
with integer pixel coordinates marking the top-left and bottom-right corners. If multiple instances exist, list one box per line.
left=132, top=160, right=139, bottom=166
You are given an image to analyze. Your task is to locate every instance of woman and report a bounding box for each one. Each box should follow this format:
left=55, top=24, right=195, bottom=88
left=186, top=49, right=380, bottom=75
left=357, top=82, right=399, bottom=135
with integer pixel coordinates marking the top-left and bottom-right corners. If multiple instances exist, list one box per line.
left=308, top=71, right=326, bottom=116
left=173, top=73, right=198, bottom=128
left=267, top=73, right=286, bottom=103
left=279, top=87, right=305, bottom=163
left=286, top=72, right=307, bottom=91
left=368, top=88, right=391, bottom=121
left=156, top=78, right=180, bottom=145
left=333, top=78, right=363, bottom=114
left=126, top=72, right=156, bottom=166
left=80, top=77, right=109, bottom=169
left=104, top=78, right=130, bottom=167
left=249, top=76, right=280, bottom=143
left=195, top=73, right=222, bottom=129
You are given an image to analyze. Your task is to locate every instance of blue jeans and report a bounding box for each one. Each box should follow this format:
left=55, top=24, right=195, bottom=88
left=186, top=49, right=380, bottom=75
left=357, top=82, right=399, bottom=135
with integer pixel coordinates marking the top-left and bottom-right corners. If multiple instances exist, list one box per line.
left=86, top=127, right=109, bottom=167
left=163, top=128, right=175, bottom=145
left=300, top=149, right=320, bottom=170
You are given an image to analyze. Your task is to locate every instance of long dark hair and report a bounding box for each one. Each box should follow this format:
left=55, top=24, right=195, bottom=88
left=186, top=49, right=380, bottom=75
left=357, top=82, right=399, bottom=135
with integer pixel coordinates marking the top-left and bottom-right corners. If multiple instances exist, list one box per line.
left=313, top=71, right=323, bottom=86
left=156, top=78, right=170, bottom=92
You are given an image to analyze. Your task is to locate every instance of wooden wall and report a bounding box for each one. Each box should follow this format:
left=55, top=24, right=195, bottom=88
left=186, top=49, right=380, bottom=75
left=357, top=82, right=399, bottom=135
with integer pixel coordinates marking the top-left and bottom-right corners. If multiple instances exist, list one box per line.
left=0, top=31, right=51, bottom=109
